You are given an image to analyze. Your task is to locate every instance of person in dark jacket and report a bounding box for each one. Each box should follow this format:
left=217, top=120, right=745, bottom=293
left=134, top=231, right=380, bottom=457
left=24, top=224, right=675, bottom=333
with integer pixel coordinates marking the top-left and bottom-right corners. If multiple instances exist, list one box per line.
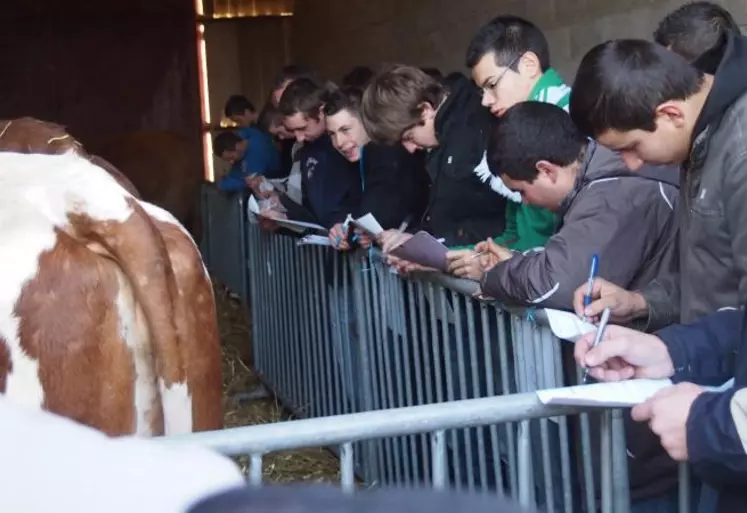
left=574, top=308, right=747, bottom=513
left=278, top=78, right=361, bottom=229
left=446, top=102, right=679, bottom=312
left=323, top=86, right=429, bottom=249
left=360, top=64, right=507, bottom=252
left=569, top=33, right=747, bottom=331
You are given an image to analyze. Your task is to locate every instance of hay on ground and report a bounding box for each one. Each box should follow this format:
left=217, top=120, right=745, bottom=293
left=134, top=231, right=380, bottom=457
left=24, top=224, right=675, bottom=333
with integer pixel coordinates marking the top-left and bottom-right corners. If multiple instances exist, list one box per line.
left=214, top=281, right=341, bottom=484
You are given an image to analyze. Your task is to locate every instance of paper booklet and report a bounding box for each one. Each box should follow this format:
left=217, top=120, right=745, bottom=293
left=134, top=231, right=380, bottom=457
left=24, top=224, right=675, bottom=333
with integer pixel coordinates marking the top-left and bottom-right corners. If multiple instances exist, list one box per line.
left=389, top=231, right=450, bottom=272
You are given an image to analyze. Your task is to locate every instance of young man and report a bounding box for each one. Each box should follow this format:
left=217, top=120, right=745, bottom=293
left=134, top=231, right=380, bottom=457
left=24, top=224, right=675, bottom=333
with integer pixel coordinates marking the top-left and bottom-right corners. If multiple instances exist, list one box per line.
left=278, top=77, right=361, bottom=229
left=213, top=131, right=280, bottom=192
left=448, top=15, right=570, bottom=260
left=570, top=33, right=747, bottom=331
left=224, top=95, right=258, bottom=128
left=361, top=65, right=507, bottom=250
left=448, top=101, right=678, bottom=310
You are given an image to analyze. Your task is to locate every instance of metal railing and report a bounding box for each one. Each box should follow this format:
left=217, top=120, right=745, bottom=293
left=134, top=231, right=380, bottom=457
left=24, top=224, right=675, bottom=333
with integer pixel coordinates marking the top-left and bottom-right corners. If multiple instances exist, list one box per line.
left=192, top=185, right=695, bottom=513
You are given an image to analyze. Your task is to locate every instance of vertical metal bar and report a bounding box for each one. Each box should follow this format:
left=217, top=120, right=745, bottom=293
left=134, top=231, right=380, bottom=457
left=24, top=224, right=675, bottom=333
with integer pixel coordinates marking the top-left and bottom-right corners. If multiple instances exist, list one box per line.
left=249, top=453, right=264, bottom=487
left=451, top=291, right=474, bottom=491
left=316, top=250, right=335, bottom=418
left=405, top=280, right=424, bottom=484
left=576, top=366, right=597, bottom=513
left=679, top=463, right=691, bottom=513
left=533, top=328, right=555, bottom=513
left=298, top=247, right=313, bottom=416
left=341, top=442, right=356, bottom=493
left=481, top=305, right=504, bottom=495
left=552, top=329, right=573, bottom=513
left=465, top=299, right=488, bottom=493
left=388, top=272, right=411, bottom=485
left=361, top=264, right=384, bottom=484
left=308, top=248, right=325, bottom=419
left=417, top=281, right=433, bottom=484
left=600, top=410, right=614, bottom=513
left=400, top=279, right=418, bottom=484
left=376, top=268, right=399, bottom=485
left=440, top=288, right=461, bottom=489
left=432, top=430, right=447, bottom=490
left=497, top=310, right=518, bottom=497
left=611, top=409, right=631, bottom=513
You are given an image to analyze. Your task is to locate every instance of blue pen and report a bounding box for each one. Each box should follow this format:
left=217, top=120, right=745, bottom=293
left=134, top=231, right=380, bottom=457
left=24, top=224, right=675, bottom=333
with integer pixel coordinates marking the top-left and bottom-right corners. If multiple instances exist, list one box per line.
left=583, top=254, right=599, bottom=312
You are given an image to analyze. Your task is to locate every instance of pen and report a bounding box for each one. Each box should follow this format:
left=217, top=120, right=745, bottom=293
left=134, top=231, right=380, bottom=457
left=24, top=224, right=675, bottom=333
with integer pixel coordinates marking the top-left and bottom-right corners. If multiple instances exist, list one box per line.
left=470, top=250, right=488, bottom=260
left=583, top=307, right=611, bottom=384
left=583, top=254, right=599, bottom=312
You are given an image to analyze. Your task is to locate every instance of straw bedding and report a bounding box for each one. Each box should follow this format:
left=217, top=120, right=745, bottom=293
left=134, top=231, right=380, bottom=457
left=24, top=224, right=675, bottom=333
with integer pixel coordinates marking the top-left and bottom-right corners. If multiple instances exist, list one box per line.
left=214, top=280, right=341, bottom=484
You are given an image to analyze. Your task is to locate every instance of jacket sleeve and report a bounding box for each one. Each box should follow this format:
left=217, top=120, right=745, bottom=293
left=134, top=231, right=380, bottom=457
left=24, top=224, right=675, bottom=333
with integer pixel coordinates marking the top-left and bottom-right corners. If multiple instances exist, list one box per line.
left=357, top=151, right=410, bottom=230
left=640, top=273, right=681, bottom=332
left=723, top=153, right=747, bottom=305
left=686, top=388, right=747, bottom=487
left=656, top=308, right=741, bottom=386
left=216, top=171, right=247, bottom=192
left=480, top=181, right=671, bottom=310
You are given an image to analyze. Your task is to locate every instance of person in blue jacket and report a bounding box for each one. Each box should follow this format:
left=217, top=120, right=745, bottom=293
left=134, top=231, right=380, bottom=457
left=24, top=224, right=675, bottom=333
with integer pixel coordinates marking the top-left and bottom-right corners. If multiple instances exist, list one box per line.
left=213, top=131, right=280, bottom=192
left=278, top=77, right=361, bottom=229
left=574, top=309, right=747, bottom=513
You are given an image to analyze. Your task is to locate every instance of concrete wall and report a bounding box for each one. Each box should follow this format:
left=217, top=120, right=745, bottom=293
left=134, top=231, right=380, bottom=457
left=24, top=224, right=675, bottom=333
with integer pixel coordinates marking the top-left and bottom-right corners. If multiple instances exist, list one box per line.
left=292, top=0, right=747, bottom=83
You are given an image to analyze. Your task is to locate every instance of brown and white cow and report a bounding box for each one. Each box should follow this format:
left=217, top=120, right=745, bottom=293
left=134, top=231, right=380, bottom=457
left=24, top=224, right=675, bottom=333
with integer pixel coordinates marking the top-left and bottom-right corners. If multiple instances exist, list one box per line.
left=0, top=118, right=222, bottom=437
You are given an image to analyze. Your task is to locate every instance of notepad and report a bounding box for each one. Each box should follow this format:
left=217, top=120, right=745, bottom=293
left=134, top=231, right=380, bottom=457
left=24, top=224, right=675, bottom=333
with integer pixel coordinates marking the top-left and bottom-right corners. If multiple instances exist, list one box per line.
left=537, top=378, right=735, bottom=408
left=349, top=213, right=384, bottom=236
left=297, top=235, right=331, bottom=247
left=248, top=195, right=260, bottom=215
left=389, top=231, right=449, bottom=272
left=544, top=309, right=597, bottom=343
left=273, top=218, right=328, bottom=234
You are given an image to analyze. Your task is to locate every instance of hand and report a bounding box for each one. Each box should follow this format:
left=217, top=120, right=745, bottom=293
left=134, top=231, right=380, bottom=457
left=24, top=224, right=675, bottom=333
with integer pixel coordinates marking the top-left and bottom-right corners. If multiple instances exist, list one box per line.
left=572, top=277, right=648, bottom=324
left=387, top=254, right=434, bottom=275
left=475, top=238, right=513, bottom=264
left=631, top=382, right=705, bottom=461
left=329, top=223, right=350, bottom=251
left=574, top=325, right=675, bottom=381
left=256, top=189, right=276, bottom=200
left=258, top=217, right=278, bottom=232
left=354, top=229, right=372, bottom=249
left=245, top=175, right=263, bottom=191
left=445, top=249, right=493, bottom=281
left=378, top=230, right=412, bottom=253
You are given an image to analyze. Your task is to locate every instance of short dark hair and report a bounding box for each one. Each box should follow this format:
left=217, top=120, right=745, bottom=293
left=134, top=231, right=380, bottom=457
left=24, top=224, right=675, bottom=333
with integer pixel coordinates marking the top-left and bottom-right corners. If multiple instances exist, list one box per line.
left=361, top=64, right=447, bottom=144
left=223, top=95, right=256, bottom=118
left=257, top=103, right=283, bottom=132
left=488, top=102, right=587, bottom=182
left=213, top=131, right=242, bottom=156
left=323, top=87, right=363, bottom=118
left=654, top=1, right=741, bottom=70
left=569, top=39, right=704, bottom=138
left=278, top=78, right=328, bottom=120
left=465, top=15, right=551, bottom=71
left=342, top=66, right=375, bottom=89
left=420, top=67, right=444, bottom=81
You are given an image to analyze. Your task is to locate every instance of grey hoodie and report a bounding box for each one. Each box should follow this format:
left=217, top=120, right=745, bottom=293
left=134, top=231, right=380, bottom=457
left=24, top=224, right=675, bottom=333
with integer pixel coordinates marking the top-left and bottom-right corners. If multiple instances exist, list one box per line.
left=480, top=141, right=679, bottom=311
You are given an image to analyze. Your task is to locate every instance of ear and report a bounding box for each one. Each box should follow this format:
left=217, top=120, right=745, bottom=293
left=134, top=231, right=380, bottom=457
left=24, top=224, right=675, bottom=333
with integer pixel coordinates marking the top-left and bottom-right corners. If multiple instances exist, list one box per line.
left=654, top=102, right=687, bottom=129
left=535, top=160, right=560, bottom=182
left=418, top=102, right=436, bottom=122
left=517, top=51, right=542, bottom=79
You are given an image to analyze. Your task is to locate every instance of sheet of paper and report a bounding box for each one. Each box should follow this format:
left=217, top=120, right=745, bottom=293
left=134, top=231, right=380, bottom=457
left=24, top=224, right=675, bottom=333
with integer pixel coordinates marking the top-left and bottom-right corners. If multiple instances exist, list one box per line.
left=297, top=235, right=331, bottom=247
left=248, top=195, right=260, bottom=215
left=537, top=378, right=734, bottom=408
left=351, top=213, right=384, bottom=236
left=273, top=218, right=327, bottom=234
left=544, top=308, right=597, bottom=343
left=389, top=231, right=449, bottom=272
left=537, top=379, right=674, bottom=407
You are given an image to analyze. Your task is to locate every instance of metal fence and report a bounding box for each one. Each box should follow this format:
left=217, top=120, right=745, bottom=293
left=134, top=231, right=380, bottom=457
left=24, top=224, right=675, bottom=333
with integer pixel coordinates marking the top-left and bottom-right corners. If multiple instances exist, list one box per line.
left=191, top=186, right=695, bottom=513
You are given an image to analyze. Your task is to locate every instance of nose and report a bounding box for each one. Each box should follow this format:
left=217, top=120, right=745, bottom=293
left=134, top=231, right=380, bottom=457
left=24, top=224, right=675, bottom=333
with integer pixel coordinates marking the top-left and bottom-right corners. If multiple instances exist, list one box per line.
left=481, top=92, right=494, bottom=108
left=295, top=133, right=305, bottom=144
left=402, top=141, right=418, bottom=154
left=622, top=152, right=644, bottom=171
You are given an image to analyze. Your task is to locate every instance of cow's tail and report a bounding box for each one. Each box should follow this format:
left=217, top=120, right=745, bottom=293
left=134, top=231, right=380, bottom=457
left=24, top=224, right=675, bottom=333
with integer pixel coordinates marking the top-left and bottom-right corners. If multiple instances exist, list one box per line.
left=72, top=197, right=192, bottom=436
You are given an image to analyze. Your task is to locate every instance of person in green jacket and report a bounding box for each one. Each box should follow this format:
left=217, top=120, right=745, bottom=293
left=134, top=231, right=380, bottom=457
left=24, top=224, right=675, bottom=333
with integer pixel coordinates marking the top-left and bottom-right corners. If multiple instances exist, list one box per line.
left=447, top=15, right=571, bottom=271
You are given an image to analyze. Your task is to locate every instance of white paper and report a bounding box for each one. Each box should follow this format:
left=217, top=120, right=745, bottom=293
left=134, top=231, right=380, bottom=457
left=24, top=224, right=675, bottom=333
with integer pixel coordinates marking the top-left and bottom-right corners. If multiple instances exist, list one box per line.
left=544, top=309, right=596, bottom=343
left=537, top=378, right=735, bottom=408
left=351, top=213, right=384, bottom=236
left=537, top=379, right=674, bottom=407
left=248, top=195, right=260, bottom=215
left=273, top=218, right=328, bottom=233
left=297, top=235, right=331, bottom=247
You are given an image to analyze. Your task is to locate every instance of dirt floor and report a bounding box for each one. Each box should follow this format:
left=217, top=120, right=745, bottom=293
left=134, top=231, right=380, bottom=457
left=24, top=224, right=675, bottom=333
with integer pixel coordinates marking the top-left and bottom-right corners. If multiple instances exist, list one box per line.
left=215, top=281, right=341, bottom=484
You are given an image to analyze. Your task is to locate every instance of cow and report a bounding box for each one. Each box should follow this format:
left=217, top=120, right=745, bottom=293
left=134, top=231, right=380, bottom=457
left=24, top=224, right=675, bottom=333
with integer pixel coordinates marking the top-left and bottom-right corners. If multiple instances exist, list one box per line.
left=0, top=117, right=222, bottom=437
left=86, top=130, right=204, bottom=241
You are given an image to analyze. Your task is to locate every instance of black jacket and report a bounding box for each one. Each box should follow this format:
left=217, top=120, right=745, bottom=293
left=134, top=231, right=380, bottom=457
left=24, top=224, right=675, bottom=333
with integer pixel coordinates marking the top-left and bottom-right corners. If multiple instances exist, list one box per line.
left=299, top=134, right=361, bottom=229
left=424, top=75, right=507, bottom=247
left=356, top=142, right=429, bottom=230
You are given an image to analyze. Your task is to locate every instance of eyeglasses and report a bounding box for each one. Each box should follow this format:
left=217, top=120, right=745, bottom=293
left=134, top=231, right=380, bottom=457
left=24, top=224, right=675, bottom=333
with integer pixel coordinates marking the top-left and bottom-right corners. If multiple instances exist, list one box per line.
left=480, top=53, right=523, bottom=98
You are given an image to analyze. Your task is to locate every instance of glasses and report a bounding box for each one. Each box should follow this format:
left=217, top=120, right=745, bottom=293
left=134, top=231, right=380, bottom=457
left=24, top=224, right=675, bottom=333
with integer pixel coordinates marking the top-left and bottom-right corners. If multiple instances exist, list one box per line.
left=480, top=53, right=523, bottom=98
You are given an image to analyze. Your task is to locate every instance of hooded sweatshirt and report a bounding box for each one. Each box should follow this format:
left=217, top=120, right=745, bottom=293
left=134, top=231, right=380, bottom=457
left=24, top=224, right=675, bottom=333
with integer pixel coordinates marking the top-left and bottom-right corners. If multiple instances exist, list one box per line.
left=423, top=75, right=508, bottom=247
left=642, top=33, right=747, bottom=330
left=481, top=141, right=679, bottom=311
